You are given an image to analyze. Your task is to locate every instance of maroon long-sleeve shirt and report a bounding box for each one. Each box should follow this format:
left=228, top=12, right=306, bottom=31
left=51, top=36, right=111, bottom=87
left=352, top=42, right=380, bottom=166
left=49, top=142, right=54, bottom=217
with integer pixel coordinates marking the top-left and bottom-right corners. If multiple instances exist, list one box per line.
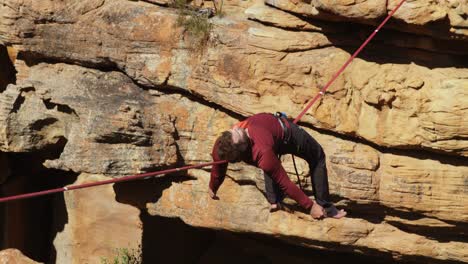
left=209, top=113, right=313, bottom=209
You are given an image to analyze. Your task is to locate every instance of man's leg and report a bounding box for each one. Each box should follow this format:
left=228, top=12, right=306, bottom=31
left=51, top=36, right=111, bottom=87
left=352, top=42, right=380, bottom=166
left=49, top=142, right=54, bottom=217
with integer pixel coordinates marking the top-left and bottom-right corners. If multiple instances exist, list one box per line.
left=284, top=122, right=345, bottom=218
left=308, top=147, right=332, bottom=207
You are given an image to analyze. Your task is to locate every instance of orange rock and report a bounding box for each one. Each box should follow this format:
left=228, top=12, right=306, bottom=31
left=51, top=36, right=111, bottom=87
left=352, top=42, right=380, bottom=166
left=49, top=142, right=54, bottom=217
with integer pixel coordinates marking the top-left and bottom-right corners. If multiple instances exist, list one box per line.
left=0, top=249, right=41, bottom=264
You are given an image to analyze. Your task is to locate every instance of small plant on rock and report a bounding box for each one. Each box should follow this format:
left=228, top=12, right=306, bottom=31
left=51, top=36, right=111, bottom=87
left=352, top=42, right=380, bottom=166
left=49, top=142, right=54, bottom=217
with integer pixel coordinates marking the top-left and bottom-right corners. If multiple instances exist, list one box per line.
left=100, top=247, right=142, bottom=264
left=173, top=0, right=221, bottom=50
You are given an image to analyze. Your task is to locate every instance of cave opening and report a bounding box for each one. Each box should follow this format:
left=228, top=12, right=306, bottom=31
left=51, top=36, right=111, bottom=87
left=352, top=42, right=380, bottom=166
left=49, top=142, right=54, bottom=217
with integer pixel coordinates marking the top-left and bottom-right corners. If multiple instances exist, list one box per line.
left=139, top=214, right=395, bottom=264
left=0, top=142, right=77, bottom=263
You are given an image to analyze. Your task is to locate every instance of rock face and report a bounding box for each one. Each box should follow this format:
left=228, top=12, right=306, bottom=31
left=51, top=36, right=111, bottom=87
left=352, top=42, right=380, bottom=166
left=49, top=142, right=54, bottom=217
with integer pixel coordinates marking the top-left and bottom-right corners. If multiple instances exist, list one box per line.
left=0, top=0, right=467, bottom=263
left=150, top=170, right=468, bottom=262
left=53, top=174, right=142, bottom=264
left=0, top=63, right=177, bottom=175
left=264, top=0, right=468, bottom=37
left=0, top=249, right=41, bottom=264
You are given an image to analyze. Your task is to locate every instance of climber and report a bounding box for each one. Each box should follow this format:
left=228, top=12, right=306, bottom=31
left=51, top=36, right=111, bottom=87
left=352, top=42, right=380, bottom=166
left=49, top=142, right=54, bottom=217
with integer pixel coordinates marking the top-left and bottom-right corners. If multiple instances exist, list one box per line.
left=208, top=112, right=346, bottom=219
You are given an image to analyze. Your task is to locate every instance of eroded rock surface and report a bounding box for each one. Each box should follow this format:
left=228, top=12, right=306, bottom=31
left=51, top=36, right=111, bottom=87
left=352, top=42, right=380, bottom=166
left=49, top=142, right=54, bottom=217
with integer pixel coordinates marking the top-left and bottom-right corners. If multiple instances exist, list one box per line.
left=0, top=63, right=177, bottom=175
left=1, top=0, right=466, bottom=156
left=0, top=249, right=41, bottom=264
left=53, top=174, right=142, bottom=264
left=0, top=0, right=467, bottom=263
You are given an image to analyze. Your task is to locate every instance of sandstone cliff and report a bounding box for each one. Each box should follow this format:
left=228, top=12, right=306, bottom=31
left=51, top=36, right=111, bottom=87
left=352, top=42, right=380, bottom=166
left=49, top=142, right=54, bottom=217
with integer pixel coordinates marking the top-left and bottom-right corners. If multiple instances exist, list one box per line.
left=0, top=0, right=467, bottom=263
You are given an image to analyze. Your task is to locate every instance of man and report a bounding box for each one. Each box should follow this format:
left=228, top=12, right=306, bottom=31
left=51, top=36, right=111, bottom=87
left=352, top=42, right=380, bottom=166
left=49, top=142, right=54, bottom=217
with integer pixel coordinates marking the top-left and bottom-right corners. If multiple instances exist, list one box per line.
left=209, top=112, right=346, bottom=219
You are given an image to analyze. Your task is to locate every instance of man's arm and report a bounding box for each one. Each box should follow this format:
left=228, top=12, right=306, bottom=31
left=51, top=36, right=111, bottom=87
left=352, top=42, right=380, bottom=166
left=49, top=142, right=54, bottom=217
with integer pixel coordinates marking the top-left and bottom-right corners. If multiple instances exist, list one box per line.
left=209, top=138, right=228, bottom=197
left=257, top=149, right=313, bottom=210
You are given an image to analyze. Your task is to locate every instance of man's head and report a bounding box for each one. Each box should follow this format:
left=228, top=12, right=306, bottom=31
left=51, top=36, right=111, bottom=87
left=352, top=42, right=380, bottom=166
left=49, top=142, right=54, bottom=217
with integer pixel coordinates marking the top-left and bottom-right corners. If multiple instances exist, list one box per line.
left=216, top=127, right=249, bottom=162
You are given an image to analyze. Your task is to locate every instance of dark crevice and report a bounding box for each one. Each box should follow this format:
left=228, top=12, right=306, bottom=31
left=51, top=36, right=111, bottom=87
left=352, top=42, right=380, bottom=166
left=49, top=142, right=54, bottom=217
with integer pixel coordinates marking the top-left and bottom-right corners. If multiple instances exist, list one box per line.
left=33, top=18, right=75, bottom=25
left=249, top=28, right=468, bottom=67
left=113, top=172, right=257, bottom=262
left=364, top=100, right=386, bottom=111
left=139, top=214, right=216, bottom=264
left=94, top=132, right=152, bottom=146
left=18, top=50, right=120, bottom=73
left=171, top=122, right=189, bottom=168
left=11, top=94, right=25, bottom=113
left=43, top=99, right=78, bottom=116
left=445, top=135, right=468, bottom=141
left=30, top=117, right=58, bottom=131
left=257, top=231, right=466, bottom=264
left=324, top=195, right=468, bottom=244
left=255, top=44, right=335, bottom=53
left=0, top=45, right=16, bottom=93
left=253, top=5, right=468, bottom=68
left=138, top=83, right=246, bottom=121
left=351, top=44, right=468, bottom=69
left=0, top=128, right=71, bottom=263
left=19, top=86, right=35, bottom=93
left=229, top=178, right=257, bottom=186
left=0, top=137, right=77, bottom=263
left=11, top=87, right=35, bottom=113
left=386, top=219, right=467, bottom=244
left=264, top=2, right=467, bottom=43
left=111, top=212, right=464, bottom=264
left=246, top=17, right=327, bottom=34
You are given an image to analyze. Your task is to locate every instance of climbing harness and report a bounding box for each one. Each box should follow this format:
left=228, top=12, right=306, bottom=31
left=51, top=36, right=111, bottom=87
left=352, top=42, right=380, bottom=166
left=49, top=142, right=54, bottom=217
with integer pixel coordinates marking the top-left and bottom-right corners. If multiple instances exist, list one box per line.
left=275, top=111, right=304, bottom=190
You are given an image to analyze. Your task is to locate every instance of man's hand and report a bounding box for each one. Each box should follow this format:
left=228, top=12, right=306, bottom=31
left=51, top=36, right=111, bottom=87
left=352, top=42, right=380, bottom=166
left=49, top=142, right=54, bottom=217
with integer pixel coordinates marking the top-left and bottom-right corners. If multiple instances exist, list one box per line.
left=310, top=202, right=325, bottom=219
left=208, top=188, right=219, bottom=200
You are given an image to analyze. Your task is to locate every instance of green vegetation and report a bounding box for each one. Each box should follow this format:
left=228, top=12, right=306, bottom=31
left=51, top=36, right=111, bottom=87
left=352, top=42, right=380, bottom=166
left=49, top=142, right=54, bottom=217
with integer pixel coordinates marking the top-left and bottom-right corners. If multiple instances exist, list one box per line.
left=173, top=0, right=223, bottom=49
left=100, top=247, right=142, bottom=264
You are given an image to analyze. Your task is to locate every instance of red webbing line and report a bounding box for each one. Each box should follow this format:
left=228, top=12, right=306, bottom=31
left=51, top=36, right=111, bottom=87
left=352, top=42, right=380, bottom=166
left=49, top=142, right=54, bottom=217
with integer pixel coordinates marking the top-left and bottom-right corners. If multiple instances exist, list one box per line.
left=0, top=0, right=406, bottom=203
left=293, top=0, right=406, bottom=124
left=0, top=160, right=226, bottom=203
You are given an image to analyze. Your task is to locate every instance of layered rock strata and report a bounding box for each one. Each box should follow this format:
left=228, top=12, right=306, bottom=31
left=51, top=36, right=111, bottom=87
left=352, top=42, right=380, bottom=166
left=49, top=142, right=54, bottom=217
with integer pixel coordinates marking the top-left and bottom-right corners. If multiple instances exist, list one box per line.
left=0, top=0, right=466, bottom=263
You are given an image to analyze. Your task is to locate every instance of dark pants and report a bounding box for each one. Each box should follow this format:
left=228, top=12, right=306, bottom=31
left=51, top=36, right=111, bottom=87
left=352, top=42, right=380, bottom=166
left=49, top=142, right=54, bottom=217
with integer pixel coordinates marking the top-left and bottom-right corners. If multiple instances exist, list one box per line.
left=264, top=120, right=334, bottom=210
